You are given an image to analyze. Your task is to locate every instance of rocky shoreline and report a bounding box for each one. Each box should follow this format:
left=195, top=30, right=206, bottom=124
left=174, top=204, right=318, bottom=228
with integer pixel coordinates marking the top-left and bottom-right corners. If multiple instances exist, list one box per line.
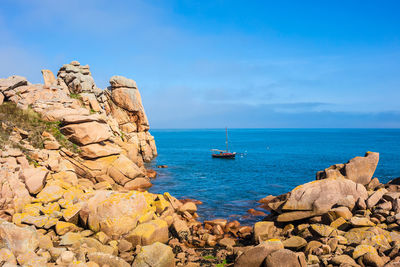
left=0, top=62, right=399, bottom=266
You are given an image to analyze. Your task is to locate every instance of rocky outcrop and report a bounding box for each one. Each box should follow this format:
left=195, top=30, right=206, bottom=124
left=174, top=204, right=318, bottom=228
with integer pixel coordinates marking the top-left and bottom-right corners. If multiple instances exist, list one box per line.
left=104, top=75, right=156, bottom=162
left=316, top=151, right=379, bottom=185
left=41, top=69, right=57, bottom=87
left=276, top=177, right=368, bottom=221
left=246, top=152, right=400, bottom=267
left=54, top=61, right=157, bottom=163
left=57, top=61, right=98, bottom=94
left=0, top=142, right=211, bottom=266
left=1, top=60, right=156, bottom=189
left=0, top=75, right=28, bottom=92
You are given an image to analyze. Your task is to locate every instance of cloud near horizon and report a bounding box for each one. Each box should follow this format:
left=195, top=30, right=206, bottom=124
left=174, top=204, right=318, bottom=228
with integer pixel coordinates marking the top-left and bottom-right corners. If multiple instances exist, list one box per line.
left=0, top=0, right=399, bottom=128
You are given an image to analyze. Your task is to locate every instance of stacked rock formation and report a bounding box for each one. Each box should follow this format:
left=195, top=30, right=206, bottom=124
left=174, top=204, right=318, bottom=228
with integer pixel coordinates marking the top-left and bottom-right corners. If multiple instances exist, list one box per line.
left=238, top=152, right=400, bottom=267
left=0, top=61, right=156, bottom=191
left=57, top=61, right=99, bottom=94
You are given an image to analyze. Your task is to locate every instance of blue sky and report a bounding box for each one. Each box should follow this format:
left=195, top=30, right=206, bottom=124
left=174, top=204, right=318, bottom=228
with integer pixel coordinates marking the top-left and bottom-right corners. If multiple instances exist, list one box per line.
left=1, top=0, right=399, bottom=128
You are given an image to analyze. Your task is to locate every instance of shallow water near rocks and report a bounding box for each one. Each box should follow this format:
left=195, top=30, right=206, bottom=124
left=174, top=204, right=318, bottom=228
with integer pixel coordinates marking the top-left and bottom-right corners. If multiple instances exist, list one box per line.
left=147, top=129, right=400, bottom=225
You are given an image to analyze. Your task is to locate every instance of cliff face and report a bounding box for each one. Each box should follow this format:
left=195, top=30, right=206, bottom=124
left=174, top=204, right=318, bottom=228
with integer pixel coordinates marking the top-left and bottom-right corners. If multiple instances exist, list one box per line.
left=56, top=61, right=157, bottom=163
left=0, top=61, right=216, bottom=267
left=0, top=61, right=157, bottom=191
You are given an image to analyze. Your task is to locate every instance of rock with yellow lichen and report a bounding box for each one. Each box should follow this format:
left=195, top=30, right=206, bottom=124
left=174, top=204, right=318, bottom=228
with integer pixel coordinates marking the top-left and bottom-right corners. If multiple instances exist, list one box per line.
left=81, top=190, right=149, bottom=238
left=132, top=242, right=175, bottom=267
left=125, top=219, right=169, bottom=246
left=56, top=221, right=81, bottom=235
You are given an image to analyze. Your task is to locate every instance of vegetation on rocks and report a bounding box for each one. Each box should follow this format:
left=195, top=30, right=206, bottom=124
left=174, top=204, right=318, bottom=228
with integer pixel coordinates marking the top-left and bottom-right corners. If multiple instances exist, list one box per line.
left=0, top=102, right=79, bottom=153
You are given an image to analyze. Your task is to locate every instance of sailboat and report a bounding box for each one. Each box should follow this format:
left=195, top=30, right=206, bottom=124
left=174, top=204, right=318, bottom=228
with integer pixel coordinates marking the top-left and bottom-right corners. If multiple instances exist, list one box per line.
left=211, top=127, right=236, bottom=159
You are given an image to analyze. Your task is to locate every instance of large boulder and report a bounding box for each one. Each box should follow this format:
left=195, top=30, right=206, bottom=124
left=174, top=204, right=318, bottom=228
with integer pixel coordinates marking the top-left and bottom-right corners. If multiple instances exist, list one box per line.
left=81, top=191, right=149, bottom=239
left=41, top=70, right=57, bottom=86
left=125, top=219, right=168, bottom=246
left=19, top=167, right=48, bottom=195
left=253, top=221, right=280, bottom=242
left=107, top=154, right=145, bottom=185
left=111, top=87, right=143, bottom=112
left=124, top=177, right=152, bottom=191
left=316, top=152, right=379, bottom=185
left=110, top=75, right=137, bottom=88
left=0, top=221, right=39, bottom=256
left=278, top=177, right=368, bottom=222
left=264, top=249, right=306, bottom=267
left=80, top=142, right=122, bottom=159
left=132, top=242, right=174, bottom=267
left=345, top=152, right=379, bottom=185
left=61, top=121, right=111, bottom=145
left=234, top=239, right=284, bottom=267
left=0, top=75, right=28, bottom=92
left=0, top=171, right=31, bottom=214
left=109, top=75, right=149, bottom=129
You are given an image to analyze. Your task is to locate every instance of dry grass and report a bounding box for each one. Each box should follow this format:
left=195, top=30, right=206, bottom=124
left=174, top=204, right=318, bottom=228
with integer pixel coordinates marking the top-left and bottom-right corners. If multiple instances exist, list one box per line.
left=0, top=102, right=79, bottom=153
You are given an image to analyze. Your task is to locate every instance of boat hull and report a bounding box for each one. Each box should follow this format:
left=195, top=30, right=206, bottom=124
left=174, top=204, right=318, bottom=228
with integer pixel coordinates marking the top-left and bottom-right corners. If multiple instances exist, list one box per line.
left=212, top=153, right=236, bottom=159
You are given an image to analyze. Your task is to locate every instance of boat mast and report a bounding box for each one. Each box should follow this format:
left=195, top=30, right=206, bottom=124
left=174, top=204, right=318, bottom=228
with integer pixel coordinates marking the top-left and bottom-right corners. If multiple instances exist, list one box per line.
left=225, top=127, right=229, bottom=152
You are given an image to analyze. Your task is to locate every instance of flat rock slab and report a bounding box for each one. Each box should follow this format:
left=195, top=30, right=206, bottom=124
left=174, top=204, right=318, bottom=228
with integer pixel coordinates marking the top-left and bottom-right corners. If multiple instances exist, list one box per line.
left=62, top=114, right=106, bottom=124
left=42, top=108, right=90, bottom=122
left=80, top=142, right=121, bottom=159
left=61, top=121, right=111, bottom=145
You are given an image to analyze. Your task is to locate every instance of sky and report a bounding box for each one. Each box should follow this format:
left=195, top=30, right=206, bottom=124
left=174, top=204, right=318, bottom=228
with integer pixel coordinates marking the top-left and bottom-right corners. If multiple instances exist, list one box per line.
left=1, top=0, right=399, bottom=128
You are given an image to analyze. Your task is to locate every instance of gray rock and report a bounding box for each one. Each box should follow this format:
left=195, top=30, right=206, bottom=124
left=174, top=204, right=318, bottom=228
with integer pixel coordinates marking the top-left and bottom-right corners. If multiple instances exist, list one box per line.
left=64, top=64, right=80, bottom=73
left=69, top=73, right=95, bottom=93
left=109, top=75, right=137, bottom=88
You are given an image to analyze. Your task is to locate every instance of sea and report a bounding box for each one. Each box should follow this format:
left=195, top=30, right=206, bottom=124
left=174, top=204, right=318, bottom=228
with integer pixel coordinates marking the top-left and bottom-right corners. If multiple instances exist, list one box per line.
left=147, top=129, right=400, bottom=225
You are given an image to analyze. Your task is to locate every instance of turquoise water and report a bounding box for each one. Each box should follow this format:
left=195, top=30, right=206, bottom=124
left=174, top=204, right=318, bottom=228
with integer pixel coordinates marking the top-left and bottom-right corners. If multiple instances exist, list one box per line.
left=148, top=129, right=400, bottom=224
